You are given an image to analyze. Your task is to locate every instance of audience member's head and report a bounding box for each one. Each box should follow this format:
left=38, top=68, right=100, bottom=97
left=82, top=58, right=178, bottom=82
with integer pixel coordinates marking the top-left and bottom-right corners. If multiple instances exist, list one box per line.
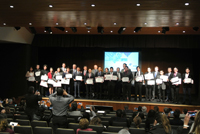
left=138, top=106, right=142, bottom=112
left=116, top=109, right=123, bottom=117
left=118, top=128, right=130, bottom=134
left=168, top=108, right=172, bottom=112
left=154, top=106, right=159, bottom=113
left=164, top=107, right=171, bottom=117
left=138, top=112, right=145, bottom=119
left=133, top=116, right=142, bottom=128
left=182, top=109, right=188, bottom=114
left=124, top=106, right=129, bottom=110
left=161, top=114, right=171, bottom=134
left=90, top=117, right=102, bottom=125
left=79, top=118, right=90, bottom=129
left=71, top=102, right=78, bottom=111
left=82, top=112, right=90, bottom=122
left=192, top=110, right=200, bottom=134
left=5, top=107, right=10, bottom=114
left=8, top=99, right=13, bottom=105
left=174, top=109, right=180, bottom=119
left=57, top=88, right=63, bottom=96
left=28, top=86, right=35, bottom=94
left=142, top=106, right=147, bottom=113
left=147, top=109, right=156, bottom=118
left=0, top=115, right=8, bottom=132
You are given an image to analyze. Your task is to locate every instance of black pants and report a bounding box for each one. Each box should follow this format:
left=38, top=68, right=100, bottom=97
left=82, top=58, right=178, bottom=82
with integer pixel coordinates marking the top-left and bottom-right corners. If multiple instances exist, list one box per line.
left=158, top=85, right=165, bottom=101
left=166, top=83, right=171, bottom=101
left=86, top=84, right=93, bottom=98
left=152, top=85, right=158, bottom=99
left=183, top=86, right=192, bottom=103
left=122, top=82, right=131, bottom=101
left=171, top=85, right=179, bottom=102
left=135, top=82, right=142, bottom=101
left=52, top=116, right=68, bottom=134
left=146, top=85, right=153, bottom=100
left=95, top=83, right=103, bottom=99
left=108, top=81, right=115, bottom=100
left=35, top=81, right=40, bottom=91
left=40, top=86, right=48, bottom=96
left=115, top=81, right=122, bottom=99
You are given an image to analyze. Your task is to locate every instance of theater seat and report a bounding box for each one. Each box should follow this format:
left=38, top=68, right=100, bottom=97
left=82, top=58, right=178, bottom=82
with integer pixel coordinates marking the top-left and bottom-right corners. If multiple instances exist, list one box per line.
left=14, top=126, right=33, bottom=134
left=56, top=128, right=75, bottom=134
left=78, top=131, right=97, bottom=134
left=101, top=121, right=109, bottom=127
left=31, top=120, right=48, bottom=128
left=14, top=115, right=29, bottom=120
left=129, top=127, right=146, bottom=134
left=88, top=125, right=104, bottom=134
left=107, top=126, right=123, bottom=132
left=112, top=122, right=127, bottom=127
left=102, top=132, right=118, bottom=134
left=6, top=118, right=13, bottom=123
left=34, top=127, right=53, bottom=134
left=68, top=123, right=80, bottom=132
left=16, top=119, right=30, bottom=125
left=0, top=132, right=10, bottom=134
left=100, top=117, right=111, bottom=121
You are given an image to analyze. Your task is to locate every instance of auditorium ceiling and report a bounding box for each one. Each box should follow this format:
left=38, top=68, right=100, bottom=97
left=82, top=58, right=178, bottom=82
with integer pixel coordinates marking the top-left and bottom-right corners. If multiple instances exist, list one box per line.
left=0, top=0, right=200, bottom=34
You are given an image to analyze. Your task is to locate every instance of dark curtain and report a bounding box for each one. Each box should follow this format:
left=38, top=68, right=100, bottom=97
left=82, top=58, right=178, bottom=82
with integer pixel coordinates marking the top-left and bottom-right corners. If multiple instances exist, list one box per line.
left=32, top=34, right=200, bottom=48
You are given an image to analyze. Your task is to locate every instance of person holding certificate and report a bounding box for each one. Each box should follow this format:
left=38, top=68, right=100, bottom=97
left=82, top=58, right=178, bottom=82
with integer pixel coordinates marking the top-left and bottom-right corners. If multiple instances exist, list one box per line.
left=144, top=67, right=154, bottom=101
left=71, top=64, right=77, bottom=97
left=53, top=68, right=63, bottom=90
left=182, top=68, right=193, bottom=104
left=84, top=68, right=95, bottom=98
left=115, top=67, right=122, bottom=100
left=122, top=66, right=133, bottom=101
left=165, top=67, right=172, bottom=102
left=60, top=63, right=66, bottom=72
left=92, top=65, right=98, bottom=76
left=169, top=67, right=181, bottom=104
left=134, top=66, right=143, bottom=102
left=82, top=66, right=88, bottom=96
left=156, top=70, right=166, bottom=102
left=25, top=67, right=35, bottom=88
left=62, top=67, right=71, bottom=94
left=153, top=66, right=160, bottom=101
left=73, top=67, right=83, bottom=98
left=41, top=64, right=49, bottom=96
left=34, top=64, right=41, bottom=92
left=95, top=66, right=104, bottom=99
left=107, top=67, right=117, bottom=100
left=47, top=67, right=54, bottom=95
left=103, top=68, right=110, bottom=99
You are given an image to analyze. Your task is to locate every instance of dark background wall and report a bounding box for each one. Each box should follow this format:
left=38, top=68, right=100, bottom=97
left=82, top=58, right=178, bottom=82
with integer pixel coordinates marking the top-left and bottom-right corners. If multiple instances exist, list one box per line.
left=1, top=34, right=200, bottom=98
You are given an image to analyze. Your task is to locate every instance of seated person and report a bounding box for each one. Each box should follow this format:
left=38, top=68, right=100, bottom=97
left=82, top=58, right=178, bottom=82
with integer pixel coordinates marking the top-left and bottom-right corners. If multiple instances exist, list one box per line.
left=90, top=116, right=102, bottom=126
left=124, top=105, right=133, bottom=113
left=5, top=107, right=13, bottom=118
left=132, top=106, right=144, bottom=119
left=163, top=107, right=171, bottom=117
left=0, top=115, right=14, bottom=134
left=76, top=118, right=93, bottom=134
left=170, top=109, right=183, bottom=126
left=142, top=106, right=148, bottom=116
left=180, top=109, right=188, bottom=118
left=68, top=102, right=83, bottom=117
left=145, top=109, right=156, bottom=132
left=154, top=106, right=161, bottom=123
left=133, top=115, right=142, bottom=128
left=118, top=128, right=130, bottom=134
left=109, top=109, right=130, bottom=127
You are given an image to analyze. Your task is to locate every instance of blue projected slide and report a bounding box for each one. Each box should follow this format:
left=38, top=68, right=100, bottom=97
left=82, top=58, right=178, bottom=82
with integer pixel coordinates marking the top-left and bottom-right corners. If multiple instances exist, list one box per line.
left=104, top=52, right=139, bottom=71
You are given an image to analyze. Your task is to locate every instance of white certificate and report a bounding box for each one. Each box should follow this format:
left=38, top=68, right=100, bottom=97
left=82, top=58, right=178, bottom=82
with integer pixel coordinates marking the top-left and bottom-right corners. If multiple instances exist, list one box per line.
left=112, top=75, right=118, bottom=81
left=105, top=74, right=112, bottom=80
left=41, top=75, right=48, bottom=81
left=173, top=78, right=181, bottom=85
left=122, top=77, right=129, bottom=82
left=156, top=79, right=163, bottom=84
left=35, top=71, right=41, bottom=76
left=184, top=78, right=192, bottom=83
left=65, top=74, right=72, bottom=78
left=75, top=76, right=82, bottom=81
left=28, top=77, right=35, bottom=81
left=56, top=75, right=62, bottom=80
left=95, top=77, right=104, bottom=83
left=61, top=79, right=70, bottom=85
left=40, top=81, right=48, bottom=87
left=160, top=75, right=168, bottom=82
left=147, top=80, right=155, bottom=85
left=86, top=78, right=94, bottom=84
left=136, top=76, right=143, bottom=82
left=144, top=73, right=154, bottom=80
left=29, top=72, right=34, bottom=77
left=171, top=77, right=179, bottom=83
left=53, top=82, right=62, bottom=87
left=47, top=79, right=55, bottom=85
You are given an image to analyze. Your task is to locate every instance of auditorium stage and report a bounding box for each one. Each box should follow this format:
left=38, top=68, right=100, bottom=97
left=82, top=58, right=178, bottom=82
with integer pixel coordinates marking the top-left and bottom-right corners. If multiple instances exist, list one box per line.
left=42, top=97, right=200, bottom=112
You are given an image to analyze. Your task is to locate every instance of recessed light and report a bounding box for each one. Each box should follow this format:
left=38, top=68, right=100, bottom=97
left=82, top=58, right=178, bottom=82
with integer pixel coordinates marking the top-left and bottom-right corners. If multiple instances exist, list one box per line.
left=3, top=23, right=6, bottom=25
left=136, top=4, right=141, bottom=6
left=144, top=22, right=147, bottom=25
left=133, top=31, right=136, bottom=33
left=113, top=22, right=117, bottom=25
left=183, top=31, right=185, bottom=33
left=88, top=31, right=90, bottom=33
left=10, top=5, right=14, bottom=8
left=91, top=4, right=95, bottom=7
left=65, top=31, right=68, bottom=32
left=84, top=23, right=87, bottom=25
left=185, top=3, right=189, bottom=6
left=49, top=5, right=53, bottom=8
left=44, top=30, right=47, bottom=33
left=56, top=23, right=59, bottom=25
left=50, top=32, right=52, bottom=34
left=29, top=23, right=32, bottom=25
left=176, top=23, right=179, bottom=25
left=110, top=31, right=113, bottom=33
left=158, top=31, right=160, bottom=33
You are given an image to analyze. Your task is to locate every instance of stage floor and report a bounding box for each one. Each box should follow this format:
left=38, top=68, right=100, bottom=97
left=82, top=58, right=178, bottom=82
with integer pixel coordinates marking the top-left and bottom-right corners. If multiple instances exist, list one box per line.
left=42, top=97, right=200, bottom=112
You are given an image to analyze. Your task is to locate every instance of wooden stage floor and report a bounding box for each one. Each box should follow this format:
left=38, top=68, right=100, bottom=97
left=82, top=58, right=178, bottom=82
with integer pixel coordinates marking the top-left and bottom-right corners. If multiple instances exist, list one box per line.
left=42, top=97, right=200, bottom=112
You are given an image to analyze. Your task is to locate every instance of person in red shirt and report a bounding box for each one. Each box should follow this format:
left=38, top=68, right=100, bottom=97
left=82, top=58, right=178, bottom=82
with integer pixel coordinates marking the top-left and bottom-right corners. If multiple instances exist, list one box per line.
left=48, top=67, right=54, bottom=95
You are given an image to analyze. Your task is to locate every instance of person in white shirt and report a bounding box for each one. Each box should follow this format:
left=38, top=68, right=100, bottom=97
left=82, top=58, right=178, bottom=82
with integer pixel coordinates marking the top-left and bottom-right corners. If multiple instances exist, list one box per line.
left=60, top=63, right=66, bottom=72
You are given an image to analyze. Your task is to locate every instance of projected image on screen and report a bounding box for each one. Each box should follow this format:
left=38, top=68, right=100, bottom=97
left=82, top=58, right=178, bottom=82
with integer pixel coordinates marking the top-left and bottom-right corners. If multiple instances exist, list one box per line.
left=104, top=52, right=139, bottom=72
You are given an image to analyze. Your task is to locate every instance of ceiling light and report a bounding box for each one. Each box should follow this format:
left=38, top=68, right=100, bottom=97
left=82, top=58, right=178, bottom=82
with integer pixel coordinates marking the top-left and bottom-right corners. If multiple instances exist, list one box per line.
left=136, top=4, right=141, bottom=6
left=91, top=4, right=95, bottom=7
left=134, top=27, right=142, bottom=33
left=144, top=22, right=147, bottom=25
left=110, top=31, right=113, bottom=33
left=84, top=23, right=87, bottom=25
left=113, top=22, right=117, bottom=25
left=97, top=27, right=104, bottom=34
left=56, top=23, right=59, bottom=25
left=183, top=31, right=185, bottom=33
left=185, top=3, right=189, bottom=6
left=49, top=5, right=53, bottom=8
left=70, top=27, right=77, bottom=33
left=50, top=32, right=52, bottom=34
left=118, top=27, right=126, bottom=34
left=88, top=31, right=90, bottom=33
left=10, top=5, right=14, bottom=8
left=44, top=30, right=47, bottom=32
left=176, top=23, right=179, bottom=25
left=65, top=31, right=68, bottom=32
left=133, top=31, right=136, bottom=33
left=3, top=23, right=6, bottom=25
left=29, top=23, right=32, bottom=25
left=158, top=31, right=160, bottom=33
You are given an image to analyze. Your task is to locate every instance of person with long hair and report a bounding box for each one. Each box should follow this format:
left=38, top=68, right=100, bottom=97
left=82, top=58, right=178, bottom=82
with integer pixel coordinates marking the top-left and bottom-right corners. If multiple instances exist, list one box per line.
left=0, top=115, right=14, bottom=134
left=48, top=67, right=54, bottom=95
left=25, top=67, right=35, bottom=88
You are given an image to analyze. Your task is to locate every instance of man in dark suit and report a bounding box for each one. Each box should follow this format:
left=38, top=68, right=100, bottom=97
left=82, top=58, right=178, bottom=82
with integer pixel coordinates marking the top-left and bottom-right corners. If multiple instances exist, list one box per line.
left=169, top=67, right=181, bottom=104
left=73, top=67, right=83, bottom=98
left=62, top=67, right=72, bottom=94
left=103, top=68, right=110, bottom=99
left=165, top=67, right=172, bottom=102
left=122, top=66, right=133, bottom=101
left=115, top=67, right=122, bottom=100
left=84, top=68, right=95, bottom=98
left=95, top=66, right=104, bottom=99
left=107, top=67, right=117, bottom=100
left=109, top=109, right=130, bottom=127
left=92, top=65, right=98, bottom=76
left=71, top=64, right=77, bottom=97
left=144, top=67, right=154, bottom=101
left=134, top=66, right=143, bottom=101
left=153, top=66, right=160, bottom=101
left=182, top=68, right=193, bottom=104
left=40, top=64, right=49, bottom=96
left=25, top=86, right=42, bottom=121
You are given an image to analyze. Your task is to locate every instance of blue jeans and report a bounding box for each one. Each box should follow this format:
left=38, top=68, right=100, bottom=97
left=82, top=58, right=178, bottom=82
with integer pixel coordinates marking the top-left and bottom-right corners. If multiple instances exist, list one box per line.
left=74, top=82, right=80, bottom=97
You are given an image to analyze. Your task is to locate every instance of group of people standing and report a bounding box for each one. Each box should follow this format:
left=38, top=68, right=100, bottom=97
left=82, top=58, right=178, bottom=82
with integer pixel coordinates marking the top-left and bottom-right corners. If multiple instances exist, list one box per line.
left=25, top=63, right=193, bottom=104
